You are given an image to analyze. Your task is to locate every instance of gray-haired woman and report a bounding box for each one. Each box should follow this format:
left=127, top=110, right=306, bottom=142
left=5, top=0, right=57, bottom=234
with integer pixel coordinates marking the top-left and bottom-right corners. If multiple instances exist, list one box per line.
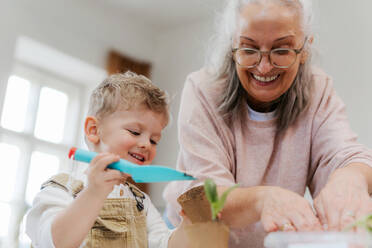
left=164, top=0, right=372, bottom=247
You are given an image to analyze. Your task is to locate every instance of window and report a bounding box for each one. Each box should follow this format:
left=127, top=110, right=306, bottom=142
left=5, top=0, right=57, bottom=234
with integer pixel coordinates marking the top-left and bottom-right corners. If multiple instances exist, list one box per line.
left=0, top=203, right=11, bottom=237
left=25, top=151, right=60, bottom=206
left=1, top=76, right=30, bottom=133
left=0, top=63, right=85, bottom=247
left=34, top=87, right=68, bottom=143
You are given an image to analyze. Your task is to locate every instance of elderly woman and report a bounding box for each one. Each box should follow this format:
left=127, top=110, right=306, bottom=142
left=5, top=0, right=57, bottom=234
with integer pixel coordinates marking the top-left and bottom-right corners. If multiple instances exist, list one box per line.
left=163, top=0, right=372, bottom=247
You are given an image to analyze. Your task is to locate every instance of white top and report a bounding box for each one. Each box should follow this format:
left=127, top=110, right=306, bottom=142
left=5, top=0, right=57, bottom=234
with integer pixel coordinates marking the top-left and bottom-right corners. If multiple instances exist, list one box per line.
left=26, top=183, right=172, bottom=248
left=247, top=104, right=276, bottom=122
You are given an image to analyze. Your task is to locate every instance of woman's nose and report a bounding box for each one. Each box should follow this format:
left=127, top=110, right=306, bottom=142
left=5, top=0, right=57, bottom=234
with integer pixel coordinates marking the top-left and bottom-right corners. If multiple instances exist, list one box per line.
left=256, top=54, right=273, bottom=74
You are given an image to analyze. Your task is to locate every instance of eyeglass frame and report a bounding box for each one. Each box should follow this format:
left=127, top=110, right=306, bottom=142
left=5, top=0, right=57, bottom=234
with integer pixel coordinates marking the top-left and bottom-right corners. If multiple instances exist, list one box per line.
left=232, top=37, right=308, bottom=69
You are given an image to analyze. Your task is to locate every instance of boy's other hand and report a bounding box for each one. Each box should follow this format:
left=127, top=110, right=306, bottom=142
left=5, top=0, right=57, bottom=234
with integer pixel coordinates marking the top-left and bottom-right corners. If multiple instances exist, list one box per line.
left=85, top=152, right=126, bottom=197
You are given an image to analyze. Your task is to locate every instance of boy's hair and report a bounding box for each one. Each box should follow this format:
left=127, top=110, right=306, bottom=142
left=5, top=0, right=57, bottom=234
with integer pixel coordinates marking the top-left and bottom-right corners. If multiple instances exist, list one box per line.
left=88, top=71, right=169, bottom=123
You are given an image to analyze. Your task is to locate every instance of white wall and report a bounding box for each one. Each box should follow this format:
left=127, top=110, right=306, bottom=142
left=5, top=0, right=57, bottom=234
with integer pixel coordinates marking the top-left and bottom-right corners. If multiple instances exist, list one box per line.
left=150, top=19, right=216, bottom=207
left=0, top=2, right=18, bottom=117
left=0, top=0, right=157, bottom=88
left=313, top=0, right=372, bottom=147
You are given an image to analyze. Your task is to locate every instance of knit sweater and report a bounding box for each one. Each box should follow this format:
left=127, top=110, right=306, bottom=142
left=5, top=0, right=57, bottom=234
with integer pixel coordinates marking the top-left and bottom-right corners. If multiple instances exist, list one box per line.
left=163, top=67, right=372, bottom=248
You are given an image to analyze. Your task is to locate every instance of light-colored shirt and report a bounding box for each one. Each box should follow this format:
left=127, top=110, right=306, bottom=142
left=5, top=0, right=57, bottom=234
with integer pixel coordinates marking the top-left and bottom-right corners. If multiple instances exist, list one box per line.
left=247, top=105, right=276, bottom=122
left=163, top=67, right=372, bottom=248
left=27, top=182, right=172, bottom=248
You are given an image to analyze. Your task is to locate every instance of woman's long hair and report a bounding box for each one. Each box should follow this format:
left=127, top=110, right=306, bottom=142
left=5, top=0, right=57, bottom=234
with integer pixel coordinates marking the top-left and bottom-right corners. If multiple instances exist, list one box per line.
left=206, top=0, right=314, bottom=131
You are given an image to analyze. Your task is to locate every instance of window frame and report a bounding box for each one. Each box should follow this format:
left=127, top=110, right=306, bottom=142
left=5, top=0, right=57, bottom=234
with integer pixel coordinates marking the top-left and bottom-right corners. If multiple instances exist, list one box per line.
left=0, top=61, right=87, bottom=247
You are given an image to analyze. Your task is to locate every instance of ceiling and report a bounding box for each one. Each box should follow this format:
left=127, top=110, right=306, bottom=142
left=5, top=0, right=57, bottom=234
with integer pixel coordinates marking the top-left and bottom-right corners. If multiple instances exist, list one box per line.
left=103, top=0, right=225, bottom=29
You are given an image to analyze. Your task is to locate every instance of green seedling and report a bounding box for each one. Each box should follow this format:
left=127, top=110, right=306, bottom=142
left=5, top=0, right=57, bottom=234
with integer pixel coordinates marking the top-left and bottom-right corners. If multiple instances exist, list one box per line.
left=204, top=178, right=238, bottom=221
left=345, top=214, right=372, bottom=234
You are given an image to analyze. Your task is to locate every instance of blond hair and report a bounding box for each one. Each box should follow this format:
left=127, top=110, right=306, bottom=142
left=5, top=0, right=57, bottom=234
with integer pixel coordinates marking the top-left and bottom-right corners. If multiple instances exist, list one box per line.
left=88, top=71, right=169, bottom=123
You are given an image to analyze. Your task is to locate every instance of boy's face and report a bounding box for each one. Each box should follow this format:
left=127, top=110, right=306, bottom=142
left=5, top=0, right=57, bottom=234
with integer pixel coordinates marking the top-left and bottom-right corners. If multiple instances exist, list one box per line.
left=93, top=106, right=167, bottom=165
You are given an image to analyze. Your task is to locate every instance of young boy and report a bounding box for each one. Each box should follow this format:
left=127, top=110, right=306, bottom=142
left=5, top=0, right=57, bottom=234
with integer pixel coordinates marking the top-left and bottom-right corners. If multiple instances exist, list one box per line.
left=26, top=72, right=189, bottom=248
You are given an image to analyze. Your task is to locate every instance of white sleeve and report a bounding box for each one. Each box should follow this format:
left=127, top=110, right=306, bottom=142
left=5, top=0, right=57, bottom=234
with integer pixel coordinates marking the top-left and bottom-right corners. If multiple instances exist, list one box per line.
left=145, top=196, right=173, bottom=248
left=25, top=187, right=73, bottom=248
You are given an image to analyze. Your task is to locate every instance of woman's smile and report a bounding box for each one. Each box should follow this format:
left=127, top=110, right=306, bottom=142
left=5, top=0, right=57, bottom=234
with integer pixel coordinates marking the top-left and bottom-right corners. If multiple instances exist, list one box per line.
left=250, top=72, right=281, bottom=87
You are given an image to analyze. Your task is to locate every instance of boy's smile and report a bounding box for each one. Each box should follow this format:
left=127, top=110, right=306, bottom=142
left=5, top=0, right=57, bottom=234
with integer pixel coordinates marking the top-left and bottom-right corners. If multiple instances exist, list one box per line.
left=128, top=151, right=145, bottom=163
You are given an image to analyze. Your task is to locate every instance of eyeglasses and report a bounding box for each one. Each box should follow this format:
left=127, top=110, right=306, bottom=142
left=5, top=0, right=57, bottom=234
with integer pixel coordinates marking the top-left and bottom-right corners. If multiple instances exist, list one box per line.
left=232, top=38, right=307, bottom=69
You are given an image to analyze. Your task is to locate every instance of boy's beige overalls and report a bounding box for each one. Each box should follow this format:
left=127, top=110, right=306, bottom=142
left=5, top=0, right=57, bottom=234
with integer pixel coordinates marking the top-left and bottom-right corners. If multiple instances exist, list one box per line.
left=38, top=173, right=148, bottom=248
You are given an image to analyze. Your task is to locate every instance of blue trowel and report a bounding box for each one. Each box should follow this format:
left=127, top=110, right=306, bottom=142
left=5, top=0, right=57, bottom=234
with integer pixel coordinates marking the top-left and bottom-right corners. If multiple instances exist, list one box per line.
left=68, top=147, right=196, bottom=183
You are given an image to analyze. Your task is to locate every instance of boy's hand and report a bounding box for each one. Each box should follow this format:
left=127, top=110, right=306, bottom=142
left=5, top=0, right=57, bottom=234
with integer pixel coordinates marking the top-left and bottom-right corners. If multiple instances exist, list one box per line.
left=85, top=152, right=128, bottom=197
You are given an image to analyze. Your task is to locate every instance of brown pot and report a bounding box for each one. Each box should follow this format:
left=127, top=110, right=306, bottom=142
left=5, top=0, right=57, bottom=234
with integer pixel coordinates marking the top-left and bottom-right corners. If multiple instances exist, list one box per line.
left=177, top=185, right=212, bottom=223
left=184, top=221, right=230, bottom=248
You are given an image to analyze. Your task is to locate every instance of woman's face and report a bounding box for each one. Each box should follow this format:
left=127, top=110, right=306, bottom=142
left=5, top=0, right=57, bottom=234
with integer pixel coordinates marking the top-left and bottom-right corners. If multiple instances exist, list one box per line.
left=233, top=2, right=307, bottom=111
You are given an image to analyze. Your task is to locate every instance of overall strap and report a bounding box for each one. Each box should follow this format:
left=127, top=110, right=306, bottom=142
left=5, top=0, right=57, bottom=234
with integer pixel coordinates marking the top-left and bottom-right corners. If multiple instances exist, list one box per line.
left=126, top=182, right=146, bottom=212
left=41, top=173, right=84, bottom=197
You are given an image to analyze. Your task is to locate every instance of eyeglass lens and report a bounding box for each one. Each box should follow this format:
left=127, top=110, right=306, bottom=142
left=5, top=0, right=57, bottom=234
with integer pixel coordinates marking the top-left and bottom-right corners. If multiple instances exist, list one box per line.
left=235, top=49, right=297, bottom=68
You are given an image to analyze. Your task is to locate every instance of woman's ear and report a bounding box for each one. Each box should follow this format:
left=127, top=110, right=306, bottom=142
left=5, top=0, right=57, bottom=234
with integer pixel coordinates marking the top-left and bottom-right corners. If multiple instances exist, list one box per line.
left=300, top=35, right=314, bottom=64
left=84, top=116, right=100, bottom=145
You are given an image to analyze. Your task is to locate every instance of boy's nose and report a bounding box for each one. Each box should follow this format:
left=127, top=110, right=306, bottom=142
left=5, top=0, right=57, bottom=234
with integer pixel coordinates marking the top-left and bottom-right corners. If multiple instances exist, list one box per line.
left=138, top=138, right=151, bottom=149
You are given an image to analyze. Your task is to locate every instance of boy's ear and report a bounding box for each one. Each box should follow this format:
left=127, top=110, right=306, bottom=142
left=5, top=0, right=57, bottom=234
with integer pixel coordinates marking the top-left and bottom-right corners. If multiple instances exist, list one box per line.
left=84, top=116, right=100, bottom=145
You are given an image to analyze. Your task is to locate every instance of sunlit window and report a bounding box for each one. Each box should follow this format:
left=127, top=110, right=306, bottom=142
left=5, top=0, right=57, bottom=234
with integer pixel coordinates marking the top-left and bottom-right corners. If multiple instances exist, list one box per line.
left=0, top=61, right=83, bottom=247
left=1, top=76, right=30, bottom=132
left=18, top=215, right=31, bottom=248
left=0, top=143, right=20, bottom=202
left=34, top=87, right=68, bottom=143
left=0, top=203, right=11, bottom=237
left=26, top=151, right=60, bottom=206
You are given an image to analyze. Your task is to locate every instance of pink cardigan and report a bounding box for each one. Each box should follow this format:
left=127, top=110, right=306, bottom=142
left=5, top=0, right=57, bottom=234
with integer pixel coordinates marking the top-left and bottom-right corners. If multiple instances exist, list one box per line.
left=163, top=67, right=372, bottom=247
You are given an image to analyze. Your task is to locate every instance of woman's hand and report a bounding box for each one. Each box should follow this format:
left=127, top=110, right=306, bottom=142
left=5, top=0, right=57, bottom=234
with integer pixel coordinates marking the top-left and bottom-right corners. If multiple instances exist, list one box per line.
left=314, top=165, right=372, bottom=231
left=85, top=152, right=129, bottom=197
left=261, top=187, right=322, bottom=232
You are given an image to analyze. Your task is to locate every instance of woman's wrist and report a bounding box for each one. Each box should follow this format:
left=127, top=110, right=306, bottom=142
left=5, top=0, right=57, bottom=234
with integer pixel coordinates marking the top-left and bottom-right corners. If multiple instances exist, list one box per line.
left=255, top=186, right=273, bottom=216
left=217, top=185, right=272, bottom=227
left=329, top=163, right=370, bottom=194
